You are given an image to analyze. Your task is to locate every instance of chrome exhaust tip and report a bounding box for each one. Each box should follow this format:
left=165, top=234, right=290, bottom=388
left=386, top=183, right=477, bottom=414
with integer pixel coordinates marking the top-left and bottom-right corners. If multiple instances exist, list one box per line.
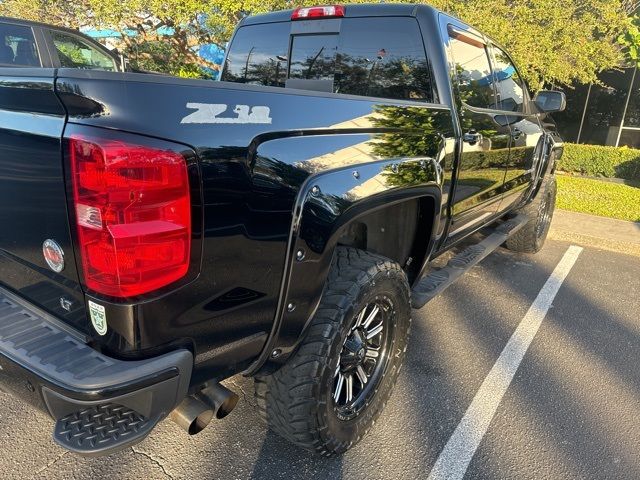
left=169, top=395, right=214, bottom=435
left=169, top=382, right=239, bottom=435
left=197, top=382, right=239, bottom=419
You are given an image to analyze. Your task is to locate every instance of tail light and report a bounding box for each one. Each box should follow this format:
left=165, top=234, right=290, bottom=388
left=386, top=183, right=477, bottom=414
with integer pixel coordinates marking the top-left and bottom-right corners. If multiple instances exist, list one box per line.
left=291, top=5, right=345, bottom=20
left=68, top=134, right=191, bottom=298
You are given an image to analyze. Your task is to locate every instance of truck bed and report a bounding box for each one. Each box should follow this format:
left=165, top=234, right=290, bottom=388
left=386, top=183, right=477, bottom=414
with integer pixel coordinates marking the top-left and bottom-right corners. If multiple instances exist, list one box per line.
left=1, top=67, right=453, bottom=381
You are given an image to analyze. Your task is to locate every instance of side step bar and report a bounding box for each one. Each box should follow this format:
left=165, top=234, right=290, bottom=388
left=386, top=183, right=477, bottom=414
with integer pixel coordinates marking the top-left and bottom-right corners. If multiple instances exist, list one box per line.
left=411, top=214, right=529, bottom=309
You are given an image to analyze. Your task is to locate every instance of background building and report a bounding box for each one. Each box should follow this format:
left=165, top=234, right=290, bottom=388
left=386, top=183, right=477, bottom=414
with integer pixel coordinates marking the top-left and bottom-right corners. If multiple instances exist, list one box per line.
left=555, top=67, right=640, bottom=148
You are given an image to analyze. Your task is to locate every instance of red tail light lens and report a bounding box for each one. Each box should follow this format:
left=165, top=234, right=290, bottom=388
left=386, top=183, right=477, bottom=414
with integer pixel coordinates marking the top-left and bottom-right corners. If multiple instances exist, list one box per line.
left=69, top=134, right=191, bottom=298
left=291, top=5, right=345, bottom=20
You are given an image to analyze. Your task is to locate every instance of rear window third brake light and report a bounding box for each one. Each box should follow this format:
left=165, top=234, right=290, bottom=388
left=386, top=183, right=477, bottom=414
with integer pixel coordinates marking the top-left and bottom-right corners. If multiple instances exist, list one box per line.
left=68, top=133, right=191, bottom=298
left=291, top=5, right=345, bottom=20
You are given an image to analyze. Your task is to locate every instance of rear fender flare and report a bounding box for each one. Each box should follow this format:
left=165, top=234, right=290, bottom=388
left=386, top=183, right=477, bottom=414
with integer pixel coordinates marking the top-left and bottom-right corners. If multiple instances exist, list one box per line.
left=246, top=157, right=442, bottom=375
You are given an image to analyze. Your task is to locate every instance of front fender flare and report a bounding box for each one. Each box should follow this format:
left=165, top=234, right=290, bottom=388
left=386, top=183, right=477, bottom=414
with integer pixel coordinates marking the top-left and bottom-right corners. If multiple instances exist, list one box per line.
left=528, top=134, right=562, bottom=202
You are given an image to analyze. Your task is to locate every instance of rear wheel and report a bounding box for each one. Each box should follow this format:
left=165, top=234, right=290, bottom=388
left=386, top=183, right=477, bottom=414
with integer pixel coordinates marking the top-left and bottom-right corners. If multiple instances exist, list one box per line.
left=254, top=247, right=411, bottom=455
left=505, top=175, right=557, bottom=254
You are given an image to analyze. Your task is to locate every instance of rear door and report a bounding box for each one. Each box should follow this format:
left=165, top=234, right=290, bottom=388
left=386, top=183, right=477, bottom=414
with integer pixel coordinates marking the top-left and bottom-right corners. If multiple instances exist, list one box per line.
left=442, top=21, right=511, bottom=239
left=0, top=23, right=87, bottom=332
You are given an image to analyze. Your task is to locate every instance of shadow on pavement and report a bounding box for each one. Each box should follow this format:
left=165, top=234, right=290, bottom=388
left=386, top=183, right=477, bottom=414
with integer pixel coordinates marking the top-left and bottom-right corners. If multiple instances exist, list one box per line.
left=454, top=246, right=640, bottom=478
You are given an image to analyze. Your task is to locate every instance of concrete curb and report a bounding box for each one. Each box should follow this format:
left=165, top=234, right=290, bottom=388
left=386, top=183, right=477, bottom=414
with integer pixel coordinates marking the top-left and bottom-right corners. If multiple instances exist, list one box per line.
left=549, top=209, right=640, bottom=257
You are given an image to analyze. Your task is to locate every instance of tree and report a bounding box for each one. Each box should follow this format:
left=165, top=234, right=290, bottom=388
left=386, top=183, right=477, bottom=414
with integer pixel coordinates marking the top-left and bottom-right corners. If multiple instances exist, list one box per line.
left=0, top=0, right=296, bottom=76
left=0, top=0, right=635, bottom=87
left=619, top=14, right=640, bottom=67
left=429, top=0, right=631, bottom=89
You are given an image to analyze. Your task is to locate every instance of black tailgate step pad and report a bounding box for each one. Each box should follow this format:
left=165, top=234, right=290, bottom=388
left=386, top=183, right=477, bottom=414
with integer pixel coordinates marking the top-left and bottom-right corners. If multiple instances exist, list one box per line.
left=54, top=403, right=155, bottom=455
left=0, top=285, right=193, bottom=456
left=412, top=214, right=529, bottom=309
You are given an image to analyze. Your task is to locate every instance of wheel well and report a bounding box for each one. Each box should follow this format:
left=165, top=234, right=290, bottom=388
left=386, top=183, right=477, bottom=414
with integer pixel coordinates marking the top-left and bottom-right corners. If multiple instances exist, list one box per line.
left=336, top=196, right=436, bottom=283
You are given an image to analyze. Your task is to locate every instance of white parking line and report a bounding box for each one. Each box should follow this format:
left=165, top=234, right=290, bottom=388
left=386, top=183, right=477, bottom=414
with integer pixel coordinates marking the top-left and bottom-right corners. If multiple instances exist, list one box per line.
left=427, top=245, right=583, bottom=480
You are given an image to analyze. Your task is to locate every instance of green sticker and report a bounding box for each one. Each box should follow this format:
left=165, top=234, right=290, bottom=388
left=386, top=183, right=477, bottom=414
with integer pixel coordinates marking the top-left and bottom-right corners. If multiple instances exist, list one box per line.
left=88, top=300, right=107, bottom=336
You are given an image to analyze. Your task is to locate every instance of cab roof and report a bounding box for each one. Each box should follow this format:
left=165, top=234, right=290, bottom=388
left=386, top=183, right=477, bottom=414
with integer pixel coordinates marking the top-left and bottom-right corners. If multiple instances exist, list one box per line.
left=240, top=3, right=439, bottom=26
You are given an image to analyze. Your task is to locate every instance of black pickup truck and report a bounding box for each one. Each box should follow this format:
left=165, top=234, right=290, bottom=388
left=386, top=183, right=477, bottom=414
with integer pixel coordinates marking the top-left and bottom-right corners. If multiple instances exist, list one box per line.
left=0, top=4, right=564, bottom=456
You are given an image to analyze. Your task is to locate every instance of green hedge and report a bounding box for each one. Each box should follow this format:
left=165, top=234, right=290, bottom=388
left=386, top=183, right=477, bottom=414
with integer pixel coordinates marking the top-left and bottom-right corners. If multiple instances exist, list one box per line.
left=559, top=143, right=640, bottom=182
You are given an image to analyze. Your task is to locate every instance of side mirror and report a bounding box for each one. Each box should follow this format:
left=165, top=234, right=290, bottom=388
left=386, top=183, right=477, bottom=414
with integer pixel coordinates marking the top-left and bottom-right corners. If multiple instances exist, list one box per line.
left=533, top=90, right=566, bottom=113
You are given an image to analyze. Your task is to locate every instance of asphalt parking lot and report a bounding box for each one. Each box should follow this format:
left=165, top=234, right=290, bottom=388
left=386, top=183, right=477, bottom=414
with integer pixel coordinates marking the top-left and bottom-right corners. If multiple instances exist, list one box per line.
left=1, top=238, right=639, bottom=479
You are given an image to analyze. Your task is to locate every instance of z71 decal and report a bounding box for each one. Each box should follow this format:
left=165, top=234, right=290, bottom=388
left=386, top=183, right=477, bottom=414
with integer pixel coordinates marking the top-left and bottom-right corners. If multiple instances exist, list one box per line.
left=181, top=102, right=273, bottom=124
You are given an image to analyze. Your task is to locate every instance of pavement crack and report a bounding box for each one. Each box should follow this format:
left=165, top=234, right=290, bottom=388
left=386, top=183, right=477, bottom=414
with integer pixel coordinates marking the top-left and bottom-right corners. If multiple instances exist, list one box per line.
left=131, top=446, right=173, bottom=479
left=227, top=377, right=256, bottom=408
left=31, top=451, right=68, bottom=478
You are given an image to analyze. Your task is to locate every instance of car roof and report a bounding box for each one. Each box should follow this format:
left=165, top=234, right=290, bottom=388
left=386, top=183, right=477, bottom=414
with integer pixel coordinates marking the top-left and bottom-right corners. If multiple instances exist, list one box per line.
left=0, top=16, right=84, bottom=37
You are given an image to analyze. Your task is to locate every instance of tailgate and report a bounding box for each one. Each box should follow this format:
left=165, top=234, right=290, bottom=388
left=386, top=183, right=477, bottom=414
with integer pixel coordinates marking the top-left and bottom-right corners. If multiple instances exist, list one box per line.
left=0, top=70, right=87, bottom=333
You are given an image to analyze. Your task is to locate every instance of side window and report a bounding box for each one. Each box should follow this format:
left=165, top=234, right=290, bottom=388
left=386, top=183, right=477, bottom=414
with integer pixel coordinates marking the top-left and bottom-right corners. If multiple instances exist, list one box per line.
left=334, top=18, right=435, bottom=101
left=0, top=23, right=40, bottom=67
left=491, top=45, right=525, bottom=112
left=447, top=28, right=496, bottom=109
left=221, top=23, right=290, bottom=87
left=50, top=31, right=116, bottom=71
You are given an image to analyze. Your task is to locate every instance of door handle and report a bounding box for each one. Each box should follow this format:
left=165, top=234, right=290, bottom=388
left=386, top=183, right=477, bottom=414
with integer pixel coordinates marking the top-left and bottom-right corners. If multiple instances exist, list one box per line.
left=463, top=131, right=483, bottom=145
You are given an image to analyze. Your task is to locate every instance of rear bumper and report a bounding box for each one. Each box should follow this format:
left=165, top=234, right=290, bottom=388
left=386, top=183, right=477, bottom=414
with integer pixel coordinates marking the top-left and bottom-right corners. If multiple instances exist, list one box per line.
left=0, top=285, right=192, bottom=455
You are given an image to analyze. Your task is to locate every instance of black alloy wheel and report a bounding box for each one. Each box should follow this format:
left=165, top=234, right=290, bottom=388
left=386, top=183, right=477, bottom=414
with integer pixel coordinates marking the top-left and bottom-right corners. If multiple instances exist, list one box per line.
left=332, top=297, right=394, bottom=421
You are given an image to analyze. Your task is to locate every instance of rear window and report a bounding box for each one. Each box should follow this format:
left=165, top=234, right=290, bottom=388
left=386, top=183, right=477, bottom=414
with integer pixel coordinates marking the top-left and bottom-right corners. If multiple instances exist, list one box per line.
left=0, top=23, right=40, bottom=67
left=221, top=22, right=290, bottom=87
left=289, top=34, right=338, bottom=82
left=222, top=17, right=435, bottom=102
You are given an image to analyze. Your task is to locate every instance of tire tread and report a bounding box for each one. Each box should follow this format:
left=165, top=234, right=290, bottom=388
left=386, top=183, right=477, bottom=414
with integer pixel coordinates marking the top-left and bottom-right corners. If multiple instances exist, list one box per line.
left=254, top=247, right=410, bottom=455
left=505, top=175, right=557, bottom=253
